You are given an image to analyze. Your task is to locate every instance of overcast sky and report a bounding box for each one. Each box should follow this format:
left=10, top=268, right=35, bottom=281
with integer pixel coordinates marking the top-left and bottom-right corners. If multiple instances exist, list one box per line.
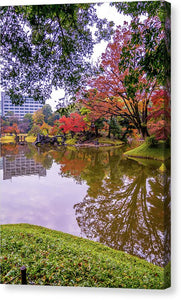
left=46, top=2, right=131, bottom=111
left=1, top=1, right=128, bottom=110
left=1, top=0, right=179, bottom=114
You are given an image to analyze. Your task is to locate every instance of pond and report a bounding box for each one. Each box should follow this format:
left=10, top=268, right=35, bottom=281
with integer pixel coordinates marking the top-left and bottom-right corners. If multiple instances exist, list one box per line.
left=0, top=143, right=170, bottom=267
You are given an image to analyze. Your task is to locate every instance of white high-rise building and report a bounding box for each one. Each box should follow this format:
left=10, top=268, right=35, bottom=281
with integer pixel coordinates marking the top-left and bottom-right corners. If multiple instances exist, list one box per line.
left=1, top=92, right=44, bottom=120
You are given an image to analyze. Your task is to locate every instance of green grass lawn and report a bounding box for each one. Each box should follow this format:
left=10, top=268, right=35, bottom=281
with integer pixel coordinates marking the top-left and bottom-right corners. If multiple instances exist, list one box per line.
left=0, top=135, right=15, bottom=144
left=0, top=134, right=124, bottom=147
left=0, top=224, right=170, bottom=289
left=25, top=135, right=36, bottom=143
left=0, top=134, right=36, bottom=144
left=124, top=141, right=170, bottom=161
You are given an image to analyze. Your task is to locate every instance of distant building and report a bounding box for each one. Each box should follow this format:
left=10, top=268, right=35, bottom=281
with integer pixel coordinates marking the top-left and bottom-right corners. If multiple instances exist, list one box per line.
left=1, top=92, right=44, bottom=120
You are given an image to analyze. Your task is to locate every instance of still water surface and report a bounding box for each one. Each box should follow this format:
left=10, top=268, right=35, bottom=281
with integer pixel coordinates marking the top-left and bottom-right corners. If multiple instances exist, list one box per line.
left=0, top=144, right=170, bottom=267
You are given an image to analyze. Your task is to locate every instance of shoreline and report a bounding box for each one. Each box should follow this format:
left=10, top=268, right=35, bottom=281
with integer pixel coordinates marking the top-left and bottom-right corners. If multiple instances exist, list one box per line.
left=124, top=154, right=171, bottom=161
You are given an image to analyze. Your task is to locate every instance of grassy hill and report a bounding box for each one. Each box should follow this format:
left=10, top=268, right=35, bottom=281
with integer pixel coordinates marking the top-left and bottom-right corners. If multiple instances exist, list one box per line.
left=124, top=141, right=170, bottom=161
left=1, top=224, right=170, bottom=289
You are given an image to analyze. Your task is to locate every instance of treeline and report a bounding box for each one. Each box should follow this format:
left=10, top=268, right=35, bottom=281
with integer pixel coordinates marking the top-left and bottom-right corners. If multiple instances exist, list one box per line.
left=1, top=104, right=59, bottom=136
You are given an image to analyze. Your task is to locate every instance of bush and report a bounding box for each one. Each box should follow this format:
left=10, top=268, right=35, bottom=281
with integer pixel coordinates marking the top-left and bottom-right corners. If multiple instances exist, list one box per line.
left=28, top=125, right=42, bottom=136
left=146, top=135, right=158, bottom=148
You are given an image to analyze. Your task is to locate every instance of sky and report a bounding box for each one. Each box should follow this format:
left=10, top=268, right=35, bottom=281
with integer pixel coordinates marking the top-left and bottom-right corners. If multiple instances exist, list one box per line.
left=0, top=1, right=130, bottom=111
left=45, top=3, right=131, bottom=111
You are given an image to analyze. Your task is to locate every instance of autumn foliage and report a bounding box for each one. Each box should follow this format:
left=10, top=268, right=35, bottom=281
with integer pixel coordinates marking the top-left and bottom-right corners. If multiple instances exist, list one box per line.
left=40, top=121, right=51, bottom=135
left=147, top=89, right=171, bottom=140
left=3, top=123, right=20, bottom=135
left=1, top=18, right=170, bottom=144
left=77, top=20, right=164, bottom=139
left=58, top=113, right=87, bottom=135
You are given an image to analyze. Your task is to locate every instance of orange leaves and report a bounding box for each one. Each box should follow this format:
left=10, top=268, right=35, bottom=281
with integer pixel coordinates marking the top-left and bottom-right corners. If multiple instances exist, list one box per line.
left=147, top=89, right=171, bottom=140
left=149, top=89, right=170, bottom=118
left=52, top=150, right=88, bottom=177
left=76, top=21, right=166, bottom=139
left=49, top=125, right=59, bottom=136
left=58, top=113, right=87, bottom=134
left=148, top=89, right=170, bottom=115
left=61, top=157, right=87, bottom=177
left=1, top=144, right=19, bottom=156
left=77, top=25, right=154, bottom=130
left=148, top=120, right=170, bottom=141
left=40, top=121, right=51, bottom=135
left=3, top=123, right=20, bottom=134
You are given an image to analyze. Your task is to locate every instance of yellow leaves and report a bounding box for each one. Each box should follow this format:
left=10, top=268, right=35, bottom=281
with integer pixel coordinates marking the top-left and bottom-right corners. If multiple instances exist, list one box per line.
left=138, top=100, right=145, bottom=111
left=32, top=109, right=44, bottom=125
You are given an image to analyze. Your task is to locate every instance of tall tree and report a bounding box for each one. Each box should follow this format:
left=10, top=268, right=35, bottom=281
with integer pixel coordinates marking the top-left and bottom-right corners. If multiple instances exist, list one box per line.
left=47, top=111, right=60, bottom=126
left=23, top=113, right=33, bottom=131
left=32, top=109, right=44, bottom=125
left=0, top=4, right=114, bottom=104
left=111, top=1, right=171, bottom=86
left=147, top=89, right=171, bottom=141
left=42, top=104, right=53, bottom=123
left=78, top=22, right=160, bottom=138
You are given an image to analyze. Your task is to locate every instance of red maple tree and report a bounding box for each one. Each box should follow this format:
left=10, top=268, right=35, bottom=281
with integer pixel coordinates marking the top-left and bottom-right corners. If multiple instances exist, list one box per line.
left=147, top=89, right=170, bottom=140
left=77, top=19, right=163, bottom=139
left=58, top=113, right=87, bottom=136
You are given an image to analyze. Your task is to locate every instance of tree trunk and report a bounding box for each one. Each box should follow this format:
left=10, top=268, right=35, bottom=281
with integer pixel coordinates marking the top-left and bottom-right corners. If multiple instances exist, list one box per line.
left=107, top=116, right=112, bottom=138
left=140, top=125, right=149, bottom=139
left=71, top=131, right=75, bottom=138
left=95, top=126, right=99, bottom=137
left=107, top=125, right=111, bottom=138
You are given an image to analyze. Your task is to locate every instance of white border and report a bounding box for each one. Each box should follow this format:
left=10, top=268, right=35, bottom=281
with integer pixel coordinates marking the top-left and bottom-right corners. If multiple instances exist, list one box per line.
left=0, top=0, right=181, bottom=299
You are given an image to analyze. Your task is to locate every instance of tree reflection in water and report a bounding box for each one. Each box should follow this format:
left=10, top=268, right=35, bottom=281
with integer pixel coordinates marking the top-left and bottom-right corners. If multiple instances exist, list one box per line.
left=71, top=149, right=170, bottom=267
left=30, top=145, right=170, bottom=267
left=1, top=144, right=170, bottom=267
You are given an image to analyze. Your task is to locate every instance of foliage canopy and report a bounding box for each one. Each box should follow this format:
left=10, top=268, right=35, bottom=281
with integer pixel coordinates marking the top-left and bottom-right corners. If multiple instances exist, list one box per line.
left=1, top=4, right=114, bottom=104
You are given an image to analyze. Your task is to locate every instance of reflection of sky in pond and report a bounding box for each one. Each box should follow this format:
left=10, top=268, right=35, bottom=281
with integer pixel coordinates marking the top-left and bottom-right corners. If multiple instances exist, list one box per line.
left=0, top=163, right=88, bottom=236
left=0, top=145, right=171, bottom=267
